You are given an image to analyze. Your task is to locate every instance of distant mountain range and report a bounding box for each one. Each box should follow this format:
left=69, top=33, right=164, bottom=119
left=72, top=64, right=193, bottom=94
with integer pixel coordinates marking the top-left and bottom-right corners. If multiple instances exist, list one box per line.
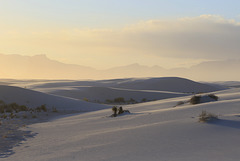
left=0, top=53, right=239, bottom=81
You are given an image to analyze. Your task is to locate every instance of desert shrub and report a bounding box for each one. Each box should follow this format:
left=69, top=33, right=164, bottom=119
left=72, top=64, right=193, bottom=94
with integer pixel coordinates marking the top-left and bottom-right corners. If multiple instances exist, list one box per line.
left=190, top=95, right=201, bottom=105
left=111, top=106, right=130, bottom=117
left=19, top=105, right=28, bottom=111
left=36, top=105, right=47, bottom=112
left=128, top=98, right=136, bottom=103
left=1, top=114, right=7, bottom=119
left=199, top=110, right=218, bottom=122
left=112, top=106, right=118, bottom=117
left=208, top=94, right=219, bottom=101
left=83, top=98, right=89, bottom=102
left=32, top=115, right=37, bottom=118
left=114, top=97, right=125, bottom=103
left=105, top=99, right=113, bottom=104
left=9, top=113, right=16, bottom=119
left=118, top=106, right=124, bottom=115
left=40, top=105, right=47, bottom=112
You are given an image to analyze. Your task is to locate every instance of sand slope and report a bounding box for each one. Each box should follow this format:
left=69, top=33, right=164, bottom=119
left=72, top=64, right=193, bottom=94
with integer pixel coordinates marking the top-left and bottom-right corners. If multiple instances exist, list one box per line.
left=0, top=85, right=108, bottom=111
left=3, top=88, right=240, bottom=161
left=6, top=77, right=223, bottom=103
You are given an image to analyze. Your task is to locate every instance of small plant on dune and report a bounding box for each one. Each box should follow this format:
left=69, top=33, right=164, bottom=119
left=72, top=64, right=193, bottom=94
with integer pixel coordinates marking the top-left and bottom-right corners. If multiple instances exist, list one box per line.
left=105, top=99, right=113, bottom=104
left=128, top=98, right=136, bottom=104
left=112, top=106, right=118, bottom=117
left=199, top=110, right=218, bottom=122
left=1, top=114, right=7, bottom=119
left=19, top=105, right=29, bottom=112
left=83, top=98, right=89, bottom=102
left=118, top=106, right=124, bottom=115
left=36, top=104, right=47, bottom=112
left=114, top=97, right=125, bottom=103
left=9, top=113, right=16, bottom=119
left=208, top=94, right=219, bottom=101
left=111, top=106, right=130, bottom=117
left=40, top=105, right=47, bottom=112
left=190, top=95, right=201, bottom=105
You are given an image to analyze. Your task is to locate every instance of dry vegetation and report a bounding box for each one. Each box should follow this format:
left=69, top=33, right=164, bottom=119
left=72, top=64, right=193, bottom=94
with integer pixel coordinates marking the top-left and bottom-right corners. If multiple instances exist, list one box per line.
left=199, top=110, right=218, bottom=122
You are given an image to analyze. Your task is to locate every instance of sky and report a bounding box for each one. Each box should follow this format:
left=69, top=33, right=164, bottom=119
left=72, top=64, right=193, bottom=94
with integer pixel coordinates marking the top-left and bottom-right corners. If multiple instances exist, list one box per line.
left=0, top=0, right=240, bottom=69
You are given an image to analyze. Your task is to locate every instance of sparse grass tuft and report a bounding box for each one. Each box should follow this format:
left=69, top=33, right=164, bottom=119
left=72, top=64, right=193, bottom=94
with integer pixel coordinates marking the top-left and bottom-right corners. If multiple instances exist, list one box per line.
left=199, top=110, right=218, bottom=122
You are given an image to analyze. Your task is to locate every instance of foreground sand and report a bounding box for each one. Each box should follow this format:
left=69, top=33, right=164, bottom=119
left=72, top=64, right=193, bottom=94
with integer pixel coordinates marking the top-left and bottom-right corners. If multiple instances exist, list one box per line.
left=0, top=111, right=80, bottom=158
left=2, top=88, right=240, bottom=161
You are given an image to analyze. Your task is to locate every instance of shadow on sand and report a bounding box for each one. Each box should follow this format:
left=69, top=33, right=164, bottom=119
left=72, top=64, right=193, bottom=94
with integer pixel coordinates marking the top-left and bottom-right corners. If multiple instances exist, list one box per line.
left=208, top=119, right=240, bottom=130
left=0, top=125, right=38, bottom=158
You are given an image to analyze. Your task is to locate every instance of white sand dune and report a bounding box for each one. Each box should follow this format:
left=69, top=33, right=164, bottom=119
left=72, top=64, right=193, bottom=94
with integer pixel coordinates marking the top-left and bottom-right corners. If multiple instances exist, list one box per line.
left=5, top=77, right=223, bottom=103
left=38, top=86, right=188, bottom=102
left=3, top=87, right=240, bottom=161
left=0, top=85, right=108, bottom=111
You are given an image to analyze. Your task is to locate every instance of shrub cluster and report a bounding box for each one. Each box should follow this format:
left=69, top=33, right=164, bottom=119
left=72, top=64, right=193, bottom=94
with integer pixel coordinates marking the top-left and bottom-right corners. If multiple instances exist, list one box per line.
left=0, top=101, right=29, bottom=113
left=106, top=97, right=149, bottom=104
left=111, top=106, right=130, bottom=117
left=0, top=100, right=59, bottom=119
left=0, top=100, right=49, bottom=114
left=190, top=94, right=219, bottom=105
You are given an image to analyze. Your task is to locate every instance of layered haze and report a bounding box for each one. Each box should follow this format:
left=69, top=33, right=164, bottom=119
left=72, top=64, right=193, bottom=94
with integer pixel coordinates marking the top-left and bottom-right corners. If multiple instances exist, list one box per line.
left=1, top=15, right=240, bottom=71
left=0, top=53, right=239, bottom=81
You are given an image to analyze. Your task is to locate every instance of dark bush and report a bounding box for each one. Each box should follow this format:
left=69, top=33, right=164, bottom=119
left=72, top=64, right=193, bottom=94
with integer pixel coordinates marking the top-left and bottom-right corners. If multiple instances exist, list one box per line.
left=112, top=106, right=118, bottom=117
left=208, top=94, right=219, bottom=101
left=36, top=105, right=47, bottom=112
left=128, top=98, right=136, bottom=103
left=114, top=97, right=125, bottom=103
left=105, top=99, right=113, bottom=104
left=190, top=95, right=201, bottom=105
left=118, top=106, right=124, bottom=115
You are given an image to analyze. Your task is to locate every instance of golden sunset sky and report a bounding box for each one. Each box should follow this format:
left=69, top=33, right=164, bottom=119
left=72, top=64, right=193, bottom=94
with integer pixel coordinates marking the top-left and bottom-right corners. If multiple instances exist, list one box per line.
left=0, top=0, right=240, bottom=69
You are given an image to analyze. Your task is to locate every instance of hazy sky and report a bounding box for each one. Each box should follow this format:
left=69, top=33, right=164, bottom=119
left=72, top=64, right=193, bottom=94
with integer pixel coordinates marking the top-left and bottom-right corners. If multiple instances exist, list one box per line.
left=0, top=0, right=240, bottom=69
